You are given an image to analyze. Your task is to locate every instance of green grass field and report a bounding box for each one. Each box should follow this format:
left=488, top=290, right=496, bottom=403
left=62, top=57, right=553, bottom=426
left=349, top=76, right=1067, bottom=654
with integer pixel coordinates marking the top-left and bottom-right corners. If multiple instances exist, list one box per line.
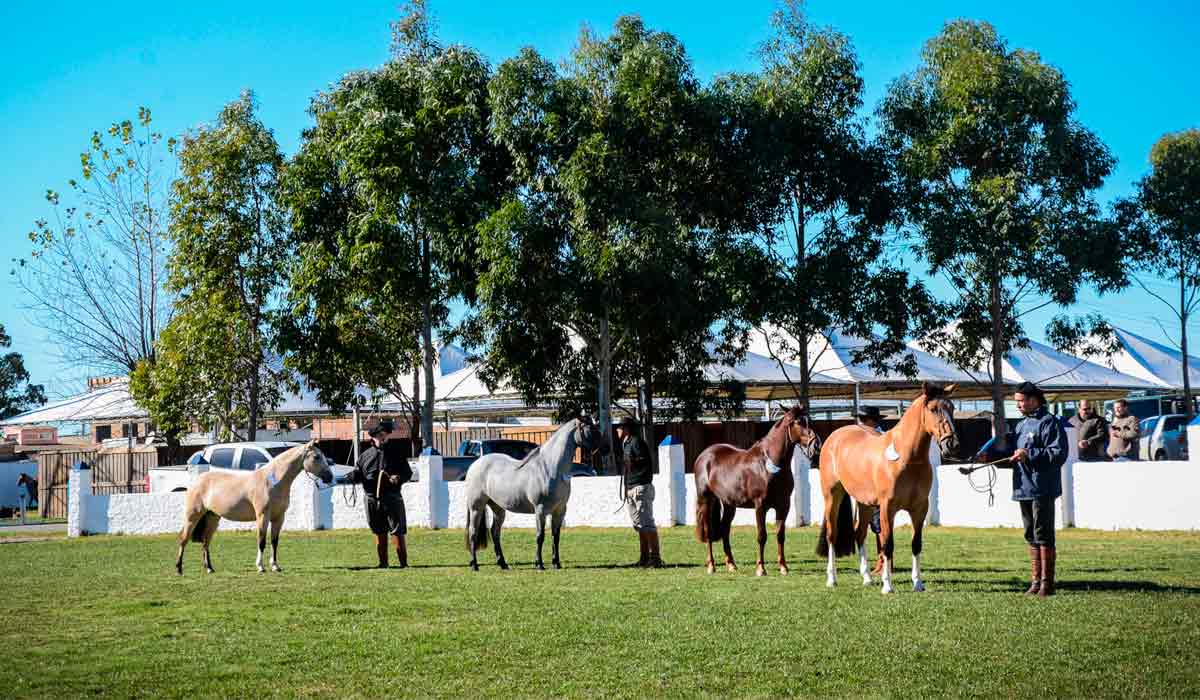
left=2, top=526, right=1198, bottom=698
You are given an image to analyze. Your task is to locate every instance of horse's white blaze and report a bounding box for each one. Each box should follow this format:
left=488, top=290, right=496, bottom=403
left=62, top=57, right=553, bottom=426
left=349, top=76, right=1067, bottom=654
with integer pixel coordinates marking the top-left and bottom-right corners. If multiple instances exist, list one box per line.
left=826, top=546, right=837, bottom=587
left=912, top=554, right=925, bottom=592
left=858, top=543, right=871, bottom=585
left=881, top=557, right=894, bottom=594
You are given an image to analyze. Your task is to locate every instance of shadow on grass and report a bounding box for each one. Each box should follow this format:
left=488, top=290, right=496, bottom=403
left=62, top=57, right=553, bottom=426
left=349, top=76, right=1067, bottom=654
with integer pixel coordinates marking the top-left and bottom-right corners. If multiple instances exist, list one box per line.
left=933, top=577, right=1200, bottom=595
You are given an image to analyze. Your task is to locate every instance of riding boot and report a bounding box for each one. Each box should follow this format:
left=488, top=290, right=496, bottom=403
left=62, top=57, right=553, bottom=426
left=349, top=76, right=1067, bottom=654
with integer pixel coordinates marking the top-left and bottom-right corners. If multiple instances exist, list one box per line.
left=395, top=535, right=408, bottom=569
left=376, top=536, right=389, bottom=569
left=1039, top=547, right=1056, bottom=597
left=647, top=531, right=664, bottom=568
left=633, top=531, right=650, bottom=567
left=1025, top=545, right=1042, bottom=595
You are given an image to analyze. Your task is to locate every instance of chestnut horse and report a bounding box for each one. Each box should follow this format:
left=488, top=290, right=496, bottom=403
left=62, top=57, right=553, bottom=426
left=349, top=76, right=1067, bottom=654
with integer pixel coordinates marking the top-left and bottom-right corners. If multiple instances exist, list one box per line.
left=816, top=383, right=959, bottom=594
left=694, top=407, right=822, bottom=576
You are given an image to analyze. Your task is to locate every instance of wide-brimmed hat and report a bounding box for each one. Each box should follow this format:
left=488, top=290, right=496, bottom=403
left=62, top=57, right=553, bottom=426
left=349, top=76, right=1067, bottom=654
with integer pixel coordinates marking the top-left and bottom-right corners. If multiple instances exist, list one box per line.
left=855, top=406, right=883, bottom=421
left=368, top=419, right=395, bottom=437
left=1014, top=381, right=1045, bottom=402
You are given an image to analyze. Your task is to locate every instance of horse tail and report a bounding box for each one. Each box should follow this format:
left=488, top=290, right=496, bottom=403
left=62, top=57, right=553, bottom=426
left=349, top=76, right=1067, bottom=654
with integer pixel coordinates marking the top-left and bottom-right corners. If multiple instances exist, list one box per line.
left=696, top=491, right=723, bottom=543
left=815, top=495, right=855, bottom=558
left=190, top=511, right=216, bottom=544
left=466, top=505, right=490, bottom=551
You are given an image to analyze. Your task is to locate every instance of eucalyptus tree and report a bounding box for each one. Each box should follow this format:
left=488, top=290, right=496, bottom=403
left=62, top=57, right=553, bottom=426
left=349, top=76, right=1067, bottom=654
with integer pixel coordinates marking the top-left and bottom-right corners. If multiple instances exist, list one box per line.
left=880, top=20, right=1127, bottom=439
left=281, top=3, right=506, bottom=444
left=0, top=325, right=46, bottom=420
left=1116, top=129, right=1200, bottom=417
left=132, top=92, right=290, bottom=441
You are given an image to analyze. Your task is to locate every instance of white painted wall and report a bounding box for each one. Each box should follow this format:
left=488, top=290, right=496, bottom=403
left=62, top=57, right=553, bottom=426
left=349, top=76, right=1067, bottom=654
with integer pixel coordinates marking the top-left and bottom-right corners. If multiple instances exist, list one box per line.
left=67, top=429, right=1200, bottom=537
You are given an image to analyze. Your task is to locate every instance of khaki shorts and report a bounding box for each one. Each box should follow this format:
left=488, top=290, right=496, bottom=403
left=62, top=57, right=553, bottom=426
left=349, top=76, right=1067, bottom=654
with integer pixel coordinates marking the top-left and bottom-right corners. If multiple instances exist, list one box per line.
left=625, top=483, right=656, bottom=532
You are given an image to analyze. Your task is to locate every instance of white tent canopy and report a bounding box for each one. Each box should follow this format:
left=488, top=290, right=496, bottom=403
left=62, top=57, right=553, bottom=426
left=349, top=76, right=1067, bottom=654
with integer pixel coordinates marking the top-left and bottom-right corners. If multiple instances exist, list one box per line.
left=1099, top=327, right=1200, bottom=391
left=0, top=379, right=146, bottom=426
left=916, top=323, right=1160, bottom=400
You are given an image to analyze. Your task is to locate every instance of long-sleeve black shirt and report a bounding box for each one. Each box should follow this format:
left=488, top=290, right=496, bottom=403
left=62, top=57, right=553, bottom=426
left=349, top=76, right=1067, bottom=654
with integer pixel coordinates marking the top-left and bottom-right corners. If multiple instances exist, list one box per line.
left=350, top=444, right=412, bottom=496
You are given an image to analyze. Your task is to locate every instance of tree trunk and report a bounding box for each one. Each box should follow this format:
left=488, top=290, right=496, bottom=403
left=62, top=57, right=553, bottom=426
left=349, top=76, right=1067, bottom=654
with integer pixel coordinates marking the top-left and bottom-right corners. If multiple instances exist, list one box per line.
left=247, top=368, right=259, bottom=442
left=640, top=360, right=656, bottom=470
left=990, top=274, right=1008, bottom=448
left=596, top=312, right=615, bottom=474
left=1181, top=255, right=1194, bottom=419
left=411, top=366, right=422, bottom=453
left=420, top=235, right=436, bottom=450
left=794, top=189, right=811, bottom=412
left=798, top=330, right=812, bottom=412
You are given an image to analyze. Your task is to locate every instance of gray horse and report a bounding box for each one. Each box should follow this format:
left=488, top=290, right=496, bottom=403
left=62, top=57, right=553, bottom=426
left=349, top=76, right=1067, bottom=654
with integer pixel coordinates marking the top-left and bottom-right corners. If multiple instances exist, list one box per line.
left=465, top=416, right=608, bottom=571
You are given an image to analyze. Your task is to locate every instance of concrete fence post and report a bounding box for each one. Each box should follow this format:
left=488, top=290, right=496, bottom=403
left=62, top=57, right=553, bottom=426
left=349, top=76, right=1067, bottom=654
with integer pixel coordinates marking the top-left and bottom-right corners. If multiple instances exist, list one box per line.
left=926, top=441, right=941, bottom=526
left=421, top=448, right=447, bottom=529
left=791, top=448, right=811, bottom=527
left=67, top=461, right=92, bottom=538
left=1189, top=416, right=1200, bottom=468
left=654, top=435, right=686, bottom=526
left=1061, top=424, right=1078, bottom=528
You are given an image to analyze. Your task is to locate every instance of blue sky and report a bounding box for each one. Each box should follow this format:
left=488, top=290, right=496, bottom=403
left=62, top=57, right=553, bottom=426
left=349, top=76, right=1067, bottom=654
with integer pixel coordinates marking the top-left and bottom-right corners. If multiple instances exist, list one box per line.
left=2, top=0, right=1197, bottom=397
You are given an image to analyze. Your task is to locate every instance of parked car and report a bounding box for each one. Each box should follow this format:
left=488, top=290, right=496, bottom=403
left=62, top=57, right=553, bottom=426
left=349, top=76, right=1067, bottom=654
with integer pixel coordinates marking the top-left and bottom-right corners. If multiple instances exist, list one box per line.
left=1137, top=415, right=1190, bottom=462
left=410, top=439, right=595, bottom=482
left=147, top=441, right=353, bottom=492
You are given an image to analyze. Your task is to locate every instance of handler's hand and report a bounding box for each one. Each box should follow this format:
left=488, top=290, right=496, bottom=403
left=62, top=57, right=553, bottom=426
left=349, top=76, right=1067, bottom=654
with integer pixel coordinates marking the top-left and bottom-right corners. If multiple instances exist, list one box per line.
left=973, top=452, right=987, bottom=463
left=1012, top=448, right=1029, bottom=463
left=1078, top=440, right=1088, bottom=450
left=957, top=466, right=972, bottom=475
left=388, top=474, right=400, bottom=485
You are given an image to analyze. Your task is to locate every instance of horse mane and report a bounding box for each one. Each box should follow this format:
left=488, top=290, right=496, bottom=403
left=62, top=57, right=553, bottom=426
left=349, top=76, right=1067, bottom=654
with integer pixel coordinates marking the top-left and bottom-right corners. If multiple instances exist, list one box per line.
left=514, top=419, right=575, bottom=471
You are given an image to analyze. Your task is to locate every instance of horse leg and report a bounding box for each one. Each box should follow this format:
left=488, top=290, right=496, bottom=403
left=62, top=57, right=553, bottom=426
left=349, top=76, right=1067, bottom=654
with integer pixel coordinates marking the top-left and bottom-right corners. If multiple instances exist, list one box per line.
left=467, top=503, right=480, bottom=571
left=534, top=506, right=547, bottom=571
left=490, top=503, right=508, bottom=570
left=720, top=502, right=738, bottom=572
left=775, top=501, right=790, bottom=575
left=175, top=507, right=203, bottom=575
left=856, top=502, right=873, bottom=586
left=551, top=508, right=565, bottom=569
left=754, top=505, right=768, bottom=577
left=700, top=489, right=716, bottom=574
left=909, top=500, right=929, bottom=592
left=255, top=512, right=269, bottom=574
left=879, top=500, right=896, bottom=594
left=200, top=514, right=220, bottom=574
left=824, top=489, right=843, bottom=588
left=269, top=515, right=284, bottom=573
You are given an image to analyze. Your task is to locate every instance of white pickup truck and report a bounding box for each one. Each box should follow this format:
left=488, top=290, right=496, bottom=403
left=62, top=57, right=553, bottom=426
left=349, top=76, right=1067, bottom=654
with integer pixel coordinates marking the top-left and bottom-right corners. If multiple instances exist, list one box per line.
left=147, top=441, right=352, bottom=493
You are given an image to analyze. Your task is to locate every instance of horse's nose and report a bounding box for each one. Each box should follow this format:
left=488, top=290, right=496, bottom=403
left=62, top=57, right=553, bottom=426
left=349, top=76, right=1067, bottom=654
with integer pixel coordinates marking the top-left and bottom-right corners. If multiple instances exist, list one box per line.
left=321, top=471, right=333, bottom=485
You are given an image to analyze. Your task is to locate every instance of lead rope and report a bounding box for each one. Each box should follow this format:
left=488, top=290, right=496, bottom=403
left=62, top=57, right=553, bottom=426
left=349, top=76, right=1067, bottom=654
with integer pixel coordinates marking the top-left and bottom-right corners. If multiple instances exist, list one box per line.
left=958, top=457, right=1010, bottom=508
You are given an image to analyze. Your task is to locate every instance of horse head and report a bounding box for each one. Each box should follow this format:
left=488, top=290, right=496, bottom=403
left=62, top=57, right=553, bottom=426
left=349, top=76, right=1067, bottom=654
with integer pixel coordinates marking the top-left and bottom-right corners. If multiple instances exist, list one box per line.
left=301, top=440, right=335, bottom=484
left=919, top=382, right=959, bottom=458
left=574, top=414, right=610, bottom=457
left=784, top=406, right=822, bottom=460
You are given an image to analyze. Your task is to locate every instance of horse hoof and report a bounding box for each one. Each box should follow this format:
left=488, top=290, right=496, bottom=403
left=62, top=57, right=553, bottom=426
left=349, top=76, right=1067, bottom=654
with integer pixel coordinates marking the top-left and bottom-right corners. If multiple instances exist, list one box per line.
left=553, top=561, right=562, bottom=570
left=826, top=577, right=836, bottom=588
left=862, top=576, right=873, bottom=586
left=496, top=560, right=509, bottom=570
left=535, top=563, right=546, bottom=571
left=882, top=584, right=895, bottom=595
left=706, top=563, right=716, bottom=575
left=779, top=567, right=789, bottom=576
left=206, top=568, right=215, bottom=575
left=913, top=581, right=926, bottom=592
left=256, top=566, right=264, bottom=574
left=272, top=566, right=282, bottom=573
left=470, top=562, right=479, bottom=572
left=755, top=567, right=766, bottom=577
left=726, top=563, right=738, bottom=573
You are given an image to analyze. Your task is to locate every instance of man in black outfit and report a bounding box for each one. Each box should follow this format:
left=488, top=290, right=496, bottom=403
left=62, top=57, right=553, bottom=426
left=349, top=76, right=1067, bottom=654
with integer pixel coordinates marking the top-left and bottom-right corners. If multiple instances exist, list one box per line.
left=347, top=420, right=413, bottom=568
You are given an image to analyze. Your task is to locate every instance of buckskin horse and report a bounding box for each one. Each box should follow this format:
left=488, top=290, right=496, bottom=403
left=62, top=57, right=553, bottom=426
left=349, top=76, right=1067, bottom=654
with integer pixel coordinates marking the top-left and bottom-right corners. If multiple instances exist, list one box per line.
left=175, top=441, right=333, bottom=575
left=816, top=383, right=959, bottom=593
left=693, top=406, right=822, bottom=576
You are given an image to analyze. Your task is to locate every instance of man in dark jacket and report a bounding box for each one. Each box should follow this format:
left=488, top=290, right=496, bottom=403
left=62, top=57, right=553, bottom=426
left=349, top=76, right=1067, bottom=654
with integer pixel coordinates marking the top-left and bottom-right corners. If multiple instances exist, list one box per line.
left=347, top=420, right=413, bottom=568
left=1068, top=399, right=1108, bottom=461
left=618, top=416, right=662, bottom=568
left=971, top=381, right=1067, bottom=596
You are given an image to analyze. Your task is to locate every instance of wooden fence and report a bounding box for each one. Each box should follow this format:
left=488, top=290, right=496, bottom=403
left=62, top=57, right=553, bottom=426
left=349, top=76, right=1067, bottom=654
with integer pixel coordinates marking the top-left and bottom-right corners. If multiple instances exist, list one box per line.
left=36, top=447, right=159, bottom=518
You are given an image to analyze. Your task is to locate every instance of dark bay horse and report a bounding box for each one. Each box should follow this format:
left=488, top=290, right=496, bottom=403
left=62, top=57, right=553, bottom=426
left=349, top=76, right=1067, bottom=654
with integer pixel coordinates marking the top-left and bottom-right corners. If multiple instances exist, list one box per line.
left=816, top=383, right=959, bottom=593
left=693, top=407, right=822, bottom=576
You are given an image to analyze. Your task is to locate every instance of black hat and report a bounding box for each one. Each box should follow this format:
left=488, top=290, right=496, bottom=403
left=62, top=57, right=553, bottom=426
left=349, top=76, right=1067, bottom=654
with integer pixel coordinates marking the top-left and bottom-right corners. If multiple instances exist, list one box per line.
left=617, top=416, right=639, bottom=430
left=1014, top=381, right=1045, bottom=401
left=368, top=419, right=395, bottom=437
left=855, top=406, right=883, bottom=420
